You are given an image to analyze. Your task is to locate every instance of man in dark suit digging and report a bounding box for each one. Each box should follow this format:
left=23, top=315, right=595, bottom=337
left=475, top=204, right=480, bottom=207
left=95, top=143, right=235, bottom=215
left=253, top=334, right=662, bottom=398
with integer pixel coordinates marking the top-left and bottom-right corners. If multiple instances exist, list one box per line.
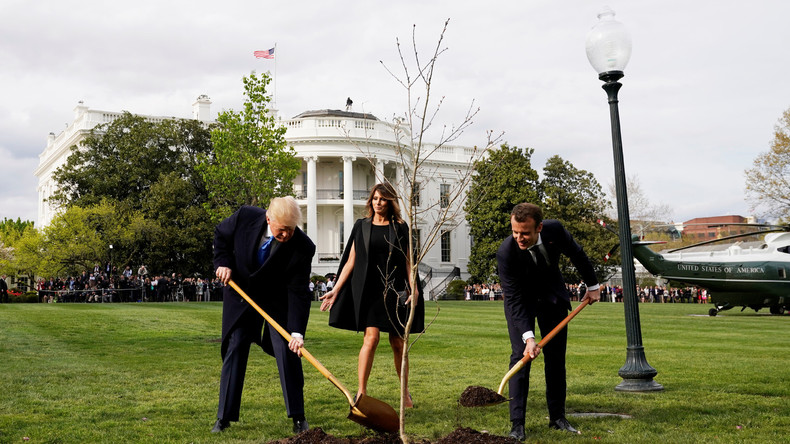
left=211, top=196, right=315, bottom=435
left=497, top=203, right=600, bottom=440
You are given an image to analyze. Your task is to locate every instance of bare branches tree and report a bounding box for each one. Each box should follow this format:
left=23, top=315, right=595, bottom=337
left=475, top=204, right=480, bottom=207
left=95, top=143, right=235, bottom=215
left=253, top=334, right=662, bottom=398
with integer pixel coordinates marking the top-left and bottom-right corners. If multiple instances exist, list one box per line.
left=607, top=174, right=673, bottom=236
left=745, top=107, right=790, bottom=219
left=376, top=19, right=502, bottom=440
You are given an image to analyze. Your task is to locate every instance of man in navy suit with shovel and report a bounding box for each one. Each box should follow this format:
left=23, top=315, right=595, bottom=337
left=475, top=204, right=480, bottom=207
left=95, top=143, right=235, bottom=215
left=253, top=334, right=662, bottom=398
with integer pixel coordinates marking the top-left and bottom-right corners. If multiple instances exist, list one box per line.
left=497, top=203, right=600, bottom=440
left=211, top=196, right=315, bottom=435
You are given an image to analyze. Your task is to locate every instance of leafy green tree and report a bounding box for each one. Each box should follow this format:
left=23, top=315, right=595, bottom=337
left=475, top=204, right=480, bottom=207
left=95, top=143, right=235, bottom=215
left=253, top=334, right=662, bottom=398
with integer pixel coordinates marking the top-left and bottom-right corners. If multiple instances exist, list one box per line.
left=745, top=107, right=790, bottom=218
left=51, top=114, right=212, bottom=211
left=465, top=144, right=541, bottom=283
left=39, top=200, right=151, bottom=277
left=0, top=218, right=35, bottom=237
left=541, top=155, right=615, bottom=283
left=50, top=113, right=214, bottom=275
left=0, top=220, right=39, bottom=277
left=141, top=172, right=214, bottom=276
left=198, top=71, right=301, bottom=220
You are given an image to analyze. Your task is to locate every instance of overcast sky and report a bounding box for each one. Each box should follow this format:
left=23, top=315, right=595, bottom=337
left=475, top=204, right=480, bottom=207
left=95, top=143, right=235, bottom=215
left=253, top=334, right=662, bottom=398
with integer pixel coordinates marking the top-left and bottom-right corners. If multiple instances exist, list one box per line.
left=2, top=0, right=789, bottom=226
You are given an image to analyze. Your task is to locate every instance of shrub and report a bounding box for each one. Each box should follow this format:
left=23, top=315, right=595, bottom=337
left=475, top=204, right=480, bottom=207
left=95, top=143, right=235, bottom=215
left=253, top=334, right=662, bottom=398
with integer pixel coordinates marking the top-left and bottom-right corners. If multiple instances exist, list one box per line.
left=8, top=290, right=40, bottom=303
left=445, top=279, right=467, bottom=300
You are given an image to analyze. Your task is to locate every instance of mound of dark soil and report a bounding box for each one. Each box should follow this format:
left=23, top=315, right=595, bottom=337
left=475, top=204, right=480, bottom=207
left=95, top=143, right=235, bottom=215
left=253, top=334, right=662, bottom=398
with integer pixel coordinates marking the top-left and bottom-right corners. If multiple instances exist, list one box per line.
left=458, top=386, right=507, bottom=407
left=436, top=427, right=520, bottom=444
left=269, top=427, right=518, bottom=444
left=267, top=427, right=413, bottom=444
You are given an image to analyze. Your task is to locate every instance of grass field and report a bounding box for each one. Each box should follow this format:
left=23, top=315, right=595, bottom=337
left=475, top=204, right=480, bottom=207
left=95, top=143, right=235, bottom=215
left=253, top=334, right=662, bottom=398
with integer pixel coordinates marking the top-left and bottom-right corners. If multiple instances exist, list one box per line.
left=1, top=301, right=788, bottom=443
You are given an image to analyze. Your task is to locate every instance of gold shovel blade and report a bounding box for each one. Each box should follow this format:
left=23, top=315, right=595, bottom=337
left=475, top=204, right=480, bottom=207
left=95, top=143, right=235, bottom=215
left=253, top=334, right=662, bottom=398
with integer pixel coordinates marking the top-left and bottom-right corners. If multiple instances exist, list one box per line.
left=347, top=393, right=399, bottom=433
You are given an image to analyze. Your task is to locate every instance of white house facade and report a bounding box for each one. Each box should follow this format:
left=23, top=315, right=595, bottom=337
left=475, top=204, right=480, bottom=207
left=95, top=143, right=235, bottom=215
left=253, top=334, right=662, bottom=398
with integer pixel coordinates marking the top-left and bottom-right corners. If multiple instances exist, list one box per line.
left=34, top=98, right=474, bottom=288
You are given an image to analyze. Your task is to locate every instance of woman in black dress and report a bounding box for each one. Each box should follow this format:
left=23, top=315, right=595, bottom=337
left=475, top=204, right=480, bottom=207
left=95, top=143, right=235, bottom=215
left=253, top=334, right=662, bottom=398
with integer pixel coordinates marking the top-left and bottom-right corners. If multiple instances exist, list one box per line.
left=320, top=183, right=424, bottom=407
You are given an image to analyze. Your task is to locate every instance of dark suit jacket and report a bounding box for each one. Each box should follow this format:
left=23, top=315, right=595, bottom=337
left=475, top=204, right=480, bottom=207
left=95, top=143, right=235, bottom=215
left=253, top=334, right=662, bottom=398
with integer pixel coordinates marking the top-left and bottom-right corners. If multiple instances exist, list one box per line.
left=329, top=217, right=424, bottom=333
left=213, top=205, right=315, bottom=357
left=497, top=219, right=598, bottom=337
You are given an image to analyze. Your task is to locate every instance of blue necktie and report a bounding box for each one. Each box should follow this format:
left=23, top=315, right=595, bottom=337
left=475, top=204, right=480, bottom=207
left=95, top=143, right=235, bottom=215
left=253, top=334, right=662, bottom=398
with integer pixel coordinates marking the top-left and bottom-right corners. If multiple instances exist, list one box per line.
left=257, top=237, right=273, bottom=266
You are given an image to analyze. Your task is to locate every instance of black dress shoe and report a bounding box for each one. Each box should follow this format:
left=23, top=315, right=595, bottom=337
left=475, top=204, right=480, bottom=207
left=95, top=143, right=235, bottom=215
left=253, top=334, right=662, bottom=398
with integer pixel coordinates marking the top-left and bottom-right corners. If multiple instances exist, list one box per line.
left=549, top=417, right=580, bottom=434
left=509, top=423, right=526, bottom=441
left=211, top=419, right=230, bottom=433
left=292, top=419, right=309, bottom=434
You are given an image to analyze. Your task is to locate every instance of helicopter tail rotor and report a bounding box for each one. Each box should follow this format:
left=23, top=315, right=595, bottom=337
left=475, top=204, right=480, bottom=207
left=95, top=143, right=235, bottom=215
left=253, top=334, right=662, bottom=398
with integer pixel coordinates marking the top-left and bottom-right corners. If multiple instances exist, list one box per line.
left=597, top=219, right=665, bottom=261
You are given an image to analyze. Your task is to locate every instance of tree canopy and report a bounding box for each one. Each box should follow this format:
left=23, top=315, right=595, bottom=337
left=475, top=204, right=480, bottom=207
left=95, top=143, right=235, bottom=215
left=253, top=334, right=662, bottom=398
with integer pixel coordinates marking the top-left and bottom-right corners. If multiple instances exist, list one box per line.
left=745, top=107, right=790, bottom=218
left=49, top=112, right=215, bottom=275
left=542, top=155, right=615, bottom=283
left=464, top=144, right=541, bottom=283
left=0, top=218, right=38, bottom=277
left=465, top=147, right=616, bottom=284
left=51, top=114, right=212, bottom=211
left=197, top=71, right=301, bottom=221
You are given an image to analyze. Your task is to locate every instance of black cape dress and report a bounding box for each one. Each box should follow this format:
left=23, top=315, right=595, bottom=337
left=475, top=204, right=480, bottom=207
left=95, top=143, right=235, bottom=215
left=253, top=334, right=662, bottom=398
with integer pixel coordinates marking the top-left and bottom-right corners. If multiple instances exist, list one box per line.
left=328, top=217, right=425, bottom=334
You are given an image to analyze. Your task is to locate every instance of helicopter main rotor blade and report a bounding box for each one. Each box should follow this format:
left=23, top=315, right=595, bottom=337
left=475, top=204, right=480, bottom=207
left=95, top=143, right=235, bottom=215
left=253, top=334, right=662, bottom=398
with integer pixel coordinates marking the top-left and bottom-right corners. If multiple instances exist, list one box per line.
left=668, top=228, right=786, bottom=253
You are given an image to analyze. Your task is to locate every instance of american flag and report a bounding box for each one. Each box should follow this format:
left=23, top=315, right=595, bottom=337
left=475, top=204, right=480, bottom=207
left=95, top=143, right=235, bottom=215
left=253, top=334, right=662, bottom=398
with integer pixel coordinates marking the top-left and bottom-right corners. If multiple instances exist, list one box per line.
left=254, top=48, right=275, bottom=59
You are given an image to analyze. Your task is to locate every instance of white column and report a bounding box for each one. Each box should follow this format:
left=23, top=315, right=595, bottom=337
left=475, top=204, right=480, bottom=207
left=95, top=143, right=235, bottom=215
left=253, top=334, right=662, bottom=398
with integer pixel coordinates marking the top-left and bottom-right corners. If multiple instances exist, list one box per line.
left=375, top=158, right=385, bottom=184
left=305, top=156, right=318, bottom=243
left=396, top=163, right=406, bottom=205
left=343, top=156, right=355, bottom=242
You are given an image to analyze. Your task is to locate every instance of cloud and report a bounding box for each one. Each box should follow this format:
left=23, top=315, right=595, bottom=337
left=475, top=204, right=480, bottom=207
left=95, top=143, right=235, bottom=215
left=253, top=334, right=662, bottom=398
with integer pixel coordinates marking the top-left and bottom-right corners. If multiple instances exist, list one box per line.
left=2, top=0, right=790, bottom=225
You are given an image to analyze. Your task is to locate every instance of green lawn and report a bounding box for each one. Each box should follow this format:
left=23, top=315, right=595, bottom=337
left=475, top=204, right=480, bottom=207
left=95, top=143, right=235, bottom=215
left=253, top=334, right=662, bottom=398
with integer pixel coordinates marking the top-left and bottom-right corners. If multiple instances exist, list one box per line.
left=0, top=301, right=788, bottom=443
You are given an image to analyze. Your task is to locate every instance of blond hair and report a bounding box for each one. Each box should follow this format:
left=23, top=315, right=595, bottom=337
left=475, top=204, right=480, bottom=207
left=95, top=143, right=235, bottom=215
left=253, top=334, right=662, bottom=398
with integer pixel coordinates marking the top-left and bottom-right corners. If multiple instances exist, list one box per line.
left=268, top=196, right=302, bottom=227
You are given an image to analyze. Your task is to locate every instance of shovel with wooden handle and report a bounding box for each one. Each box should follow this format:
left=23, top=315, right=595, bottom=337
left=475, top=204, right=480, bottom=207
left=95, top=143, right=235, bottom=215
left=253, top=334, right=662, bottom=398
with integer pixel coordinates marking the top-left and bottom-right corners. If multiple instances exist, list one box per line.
left=227, top=279, right=399, bottom=433
left=496, top=298, right=591, bottom=396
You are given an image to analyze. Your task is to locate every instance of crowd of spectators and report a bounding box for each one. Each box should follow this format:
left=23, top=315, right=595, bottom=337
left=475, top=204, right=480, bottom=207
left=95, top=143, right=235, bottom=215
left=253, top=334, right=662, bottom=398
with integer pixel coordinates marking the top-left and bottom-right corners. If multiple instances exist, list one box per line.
left=462, top=281, right=712, bottom=304
left=31, top=262, right=712, bottom=305
left=585, top=284, right=710, bottom=303
left=36, top=263, right=225, bottom=304
left=464, top=283, right=503, bottom=300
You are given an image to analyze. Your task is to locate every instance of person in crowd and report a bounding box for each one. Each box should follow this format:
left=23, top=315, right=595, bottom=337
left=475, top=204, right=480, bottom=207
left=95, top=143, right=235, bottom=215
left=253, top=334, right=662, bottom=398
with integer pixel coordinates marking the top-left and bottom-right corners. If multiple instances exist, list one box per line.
left=211, top=197, right=315, bottom=435
left=497, top=203, right=600, bottom=440
left=319, top=183, right=424, bottom=408
left=195, top=278, right=204, bottom=302
left=326, top=276, right=334, bottom=292
left=1, top=274, right=8, bottom=303
left=157, top=275, right=169, bottom=302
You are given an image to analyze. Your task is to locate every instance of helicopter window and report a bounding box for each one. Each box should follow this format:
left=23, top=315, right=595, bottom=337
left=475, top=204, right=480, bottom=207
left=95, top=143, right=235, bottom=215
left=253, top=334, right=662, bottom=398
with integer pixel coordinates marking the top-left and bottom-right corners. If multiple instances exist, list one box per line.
left=777, top=246, right=790, bottom=254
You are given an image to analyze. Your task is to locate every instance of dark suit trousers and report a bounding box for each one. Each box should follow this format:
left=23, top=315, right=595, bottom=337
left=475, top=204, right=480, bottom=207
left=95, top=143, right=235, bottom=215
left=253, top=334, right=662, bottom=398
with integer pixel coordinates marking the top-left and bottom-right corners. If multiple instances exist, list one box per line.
left=508, top=300, right=568, bottom=423
left=217, top=319, right=305, bottom=421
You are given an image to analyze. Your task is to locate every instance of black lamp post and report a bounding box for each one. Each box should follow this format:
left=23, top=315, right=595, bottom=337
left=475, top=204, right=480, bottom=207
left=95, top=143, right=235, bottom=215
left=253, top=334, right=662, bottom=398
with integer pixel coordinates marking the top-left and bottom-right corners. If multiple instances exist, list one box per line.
left=586, top=7, right=663, bottom=392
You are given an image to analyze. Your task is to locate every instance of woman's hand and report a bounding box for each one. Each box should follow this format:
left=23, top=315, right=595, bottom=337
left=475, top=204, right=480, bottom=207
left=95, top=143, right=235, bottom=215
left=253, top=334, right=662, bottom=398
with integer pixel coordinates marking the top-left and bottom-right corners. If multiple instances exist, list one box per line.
left=319, top=289, right=337, bottom=311
left=405, top=285, right=419, bottom=306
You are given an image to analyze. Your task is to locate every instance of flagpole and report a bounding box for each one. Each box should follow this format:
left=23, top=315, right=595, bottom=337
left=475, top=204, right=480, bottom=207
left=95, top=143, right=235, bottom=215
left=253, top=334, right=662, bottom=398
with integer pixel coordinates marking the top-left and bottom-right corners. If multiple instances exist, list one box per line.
left=274, top=42, right=278, bottom=109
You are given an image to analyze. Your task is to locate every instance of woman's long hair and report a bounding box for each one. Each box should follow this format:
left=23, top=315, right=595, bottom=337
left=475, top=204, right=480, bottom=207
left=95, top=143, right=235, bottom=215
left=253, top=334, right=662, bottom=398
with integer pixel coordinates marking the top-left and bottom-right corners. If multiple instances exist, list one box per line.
left=365, top=182, right=403, bottom=223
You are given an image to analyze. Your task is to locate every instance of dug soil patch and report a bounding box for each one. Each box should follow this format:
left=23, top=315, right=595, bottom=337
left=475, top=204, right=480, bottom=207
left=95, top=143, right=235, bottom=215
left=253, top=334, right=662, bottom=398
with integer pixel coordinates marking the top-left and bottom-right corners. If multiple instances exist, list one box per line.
left=458, top=385, right=507, bottom=407
left=269, top=427, right=519, bottom=444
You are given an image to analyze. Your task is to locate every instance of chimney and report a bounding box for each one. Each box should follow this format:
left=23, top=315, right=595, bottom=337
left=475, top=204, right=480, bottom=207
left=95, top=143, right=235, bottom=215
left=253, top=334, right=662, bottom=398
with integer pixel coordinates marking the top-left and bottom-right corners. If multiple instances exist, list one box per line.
left=192, top=95, right=212, bottom=122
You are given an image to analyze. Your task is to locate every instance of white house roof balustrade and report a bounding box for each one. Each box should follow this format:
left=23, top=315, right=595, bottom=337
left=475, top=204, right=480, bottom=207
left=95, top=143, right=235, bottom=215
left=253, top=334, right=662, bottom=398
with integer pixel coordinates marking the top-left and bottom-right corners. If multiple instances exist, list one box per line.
left=285, top=109, right=401, bottom=142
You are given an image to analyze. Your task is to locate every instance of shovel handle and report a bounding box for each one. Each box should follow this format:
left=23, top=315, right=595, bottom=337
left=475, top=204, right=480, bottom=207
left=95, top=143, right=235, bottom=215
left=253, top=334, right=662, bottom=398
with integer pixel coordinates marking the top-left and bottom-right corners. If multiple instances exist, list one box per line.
left=228, top=280, right=356, bottom=405
left=497, top=298, right=590, bottom=395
